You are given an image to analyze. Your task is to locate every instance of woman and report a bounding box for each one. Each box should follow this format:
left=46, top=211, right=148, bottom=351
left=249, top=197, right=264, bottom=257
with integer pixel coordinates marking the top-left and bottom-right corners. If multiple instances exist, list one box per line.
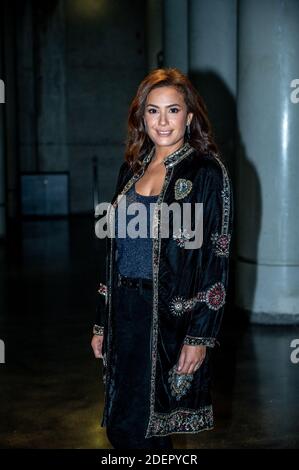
left=91, top=68, right=233, bottom=449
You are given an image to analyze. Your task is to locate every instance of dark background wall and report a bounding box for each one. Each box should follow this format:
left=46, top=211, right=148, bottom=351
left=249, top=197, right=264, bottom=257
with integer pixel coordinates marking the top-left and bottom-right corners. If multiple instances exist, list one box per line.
left=3, top=0, right=148, bottom=218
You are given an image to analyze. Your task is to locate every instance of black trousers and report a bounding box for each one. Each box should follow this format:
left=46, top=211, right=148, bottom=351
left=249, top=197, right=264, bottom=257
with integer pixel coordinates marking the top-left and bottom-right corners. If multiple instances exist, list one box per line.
left=106, top=271, right=173, bottom=450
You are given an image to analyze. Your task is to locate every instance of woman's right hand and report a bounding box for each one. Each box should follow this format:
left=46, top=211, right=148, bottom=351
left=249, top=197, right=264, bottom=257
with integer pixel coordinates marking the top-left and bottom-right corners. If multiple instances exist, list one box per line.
left=91, top=334, right=104, bottom=359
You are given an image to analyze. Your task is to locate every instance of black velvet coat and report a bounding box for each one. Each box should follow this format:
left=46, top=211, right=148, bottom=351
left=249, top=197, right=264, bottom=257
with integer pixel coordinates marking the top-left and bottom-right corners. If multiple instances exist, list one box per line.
left=94, top=142, right=233, bottom=438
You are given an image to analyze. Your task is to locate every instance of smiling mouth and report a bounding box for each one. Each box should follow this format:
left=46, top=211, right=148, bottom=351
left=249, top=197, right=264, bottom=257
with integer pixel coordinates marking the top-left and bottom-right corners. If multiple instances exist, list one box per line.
left=156, top=130, right=172, bottom=136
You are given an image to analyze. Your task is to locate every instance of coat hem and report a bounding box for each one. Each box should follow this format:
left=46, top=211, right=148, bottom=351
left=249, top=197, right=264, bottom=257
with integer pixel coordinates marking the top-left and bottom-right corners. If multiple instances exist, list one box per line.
left=145, top=405, right=214, bottom=438
left=146, top=426, right=214, bottom=438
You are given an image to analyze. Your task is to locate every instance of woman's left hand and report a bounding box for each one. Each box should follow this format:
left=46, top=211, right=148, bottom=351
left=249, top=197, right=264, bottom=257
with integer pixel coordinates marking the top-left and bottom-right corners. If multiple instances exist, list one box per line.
left=176, top=344, right=207, bottom=375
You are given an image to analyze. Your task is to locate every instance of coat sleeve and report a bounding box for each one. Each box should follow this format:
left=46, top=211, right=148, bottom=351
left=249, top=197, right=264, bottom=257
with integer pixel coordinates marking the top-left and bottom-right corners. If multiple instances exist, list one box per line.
left=93, top=161, right=129, bottom=334
left=183, top=157, right=234, bottom=348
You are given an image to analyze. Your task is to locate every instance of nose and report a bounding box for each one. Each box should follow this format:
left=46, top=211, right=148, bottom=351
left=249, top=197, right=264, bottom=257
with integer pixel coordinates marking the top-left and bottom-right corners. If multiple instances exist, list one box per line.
left=158, top=111, right=168, bottom=126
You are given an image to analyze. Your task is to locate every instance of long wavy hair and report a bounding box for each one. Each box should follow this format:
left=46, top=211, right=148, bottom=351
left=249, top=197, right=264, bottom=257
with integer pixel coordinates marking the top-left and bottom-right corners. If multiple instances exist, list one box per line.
left=124, top=68, right=220, bottom=172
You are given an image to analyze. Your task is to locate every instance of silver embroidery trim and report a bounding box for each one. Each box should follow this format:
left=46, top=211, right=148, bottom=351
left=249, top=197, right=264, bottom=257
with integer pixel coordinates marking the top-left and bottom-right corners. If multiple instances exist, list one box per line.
left=163, top=142, right=192, bottom=168
left=102, top=352, right=107, bottom=385
left=183, top=336, right=216, bottom=347
left=210, top=155, right=231, bottom=257
left=93, top=324, right=104, bottom=336
left=146, top=405, right=214, bottom=436
left=102, top=143, right=201, bottom=436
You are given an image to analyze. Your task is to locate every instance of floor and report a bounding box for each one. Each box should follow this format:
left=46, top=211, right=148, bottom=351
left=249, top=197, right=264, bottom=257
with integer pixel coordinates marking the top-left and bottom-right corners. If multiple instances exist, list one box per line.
left=0, top=217, right=298, bottom=449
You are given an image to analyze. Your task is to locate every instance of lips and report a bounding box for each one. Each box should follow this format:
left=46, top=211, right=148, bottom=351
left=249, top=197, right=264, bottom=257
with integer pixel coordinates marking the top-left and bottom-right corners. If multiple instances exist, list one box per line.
left=156, top=130, right=172, bottom=136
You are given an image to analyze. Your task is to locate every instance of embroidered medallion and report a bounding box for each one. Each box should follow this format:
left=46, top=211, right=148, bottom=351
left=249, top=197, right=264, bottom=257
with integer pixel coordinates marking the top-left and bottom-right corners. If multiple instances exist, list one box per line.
left=169, top=296, right=196, bottom=317
left=169, top=282, right=226, bottom=317
left=205, top=282, right=226, bottom=310
left=168, top=364, right=194, bottom=401
left=173, top=228, right=193, bottom=248
left=169, top=296, right=186, bottom=316
left=174, top=178, right=192, bottom=200
left=211, top=232, right=231, bottom=257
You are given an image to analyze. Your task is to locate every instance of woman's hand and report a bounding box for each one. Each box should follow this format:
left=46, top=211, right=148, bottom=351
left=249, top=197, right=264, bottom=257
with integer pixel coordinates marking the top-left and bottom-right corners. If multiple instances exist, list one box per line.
left=176, top=344, right=206, bottom=375
left=91, top=334, right=104, bottom=359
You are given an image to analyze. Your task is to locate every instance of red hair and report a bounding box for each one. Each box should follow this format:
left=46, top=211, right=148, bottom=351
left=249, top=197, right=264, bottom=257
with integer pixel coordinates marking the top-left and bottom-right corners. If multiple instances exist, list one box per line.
left=124, top=68, right=220, bottom=172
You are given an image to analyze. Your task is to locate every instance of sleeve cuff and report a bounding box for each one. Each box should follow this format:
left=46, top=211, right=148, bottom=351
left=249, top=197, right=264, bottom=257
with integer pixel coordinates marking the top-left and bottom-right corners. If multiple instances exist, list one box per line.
left=93, top=324, right=104, bottom=336
left=183, top=335, right=217, bottom=347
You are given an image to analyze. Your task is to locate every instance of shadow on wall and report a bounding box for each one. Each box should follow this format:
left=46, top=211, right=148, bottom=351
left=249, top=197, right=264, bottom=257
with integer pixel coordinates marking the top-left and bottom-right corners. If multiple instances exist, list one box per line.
left=189, top=69, right=262, bottom=325
left=178, top=71, right=261, bottom=447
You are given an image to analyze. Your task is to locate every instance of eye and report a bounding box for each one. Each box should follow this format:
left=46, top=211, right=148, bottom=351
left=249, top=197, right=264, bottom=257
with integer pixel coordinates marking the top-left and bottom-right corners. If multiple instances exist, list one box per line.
left=169, top=107, right=180, bottom=113
left=148, top=108, right=157, bottom=114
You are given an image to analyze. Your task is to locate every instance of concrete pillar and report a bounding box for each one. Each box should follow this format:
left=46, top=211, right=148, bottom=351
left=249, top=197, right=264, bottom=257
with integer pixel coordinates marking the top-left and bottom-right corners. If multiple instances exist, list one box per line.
left=16, top=0, right=37, bottom=173
left=34, top=1, right=68, bottom=172
left=189, top=0, right=237, bottom=97
left=146, top=0, right=163, bottom=70
left=3, top=1, right=19, bottom=219
left=0, top=101, right=5, bottom=239
left=236, top=0, right=299, bottom=323
left=0, top=22, right=6, bottom=238
left=188, top=0, right=237, bottom=175
left=17, top=1, right=68, bottom=174
left=163, top=0, right=188, bottom=73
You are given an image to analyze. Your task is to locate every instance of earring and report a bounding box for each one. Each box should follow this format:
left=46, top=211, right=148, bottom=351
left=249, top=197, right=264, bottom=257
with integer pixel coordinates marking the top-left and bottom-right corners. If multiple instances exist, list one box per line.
left=186, top=123, right=191, bottom=140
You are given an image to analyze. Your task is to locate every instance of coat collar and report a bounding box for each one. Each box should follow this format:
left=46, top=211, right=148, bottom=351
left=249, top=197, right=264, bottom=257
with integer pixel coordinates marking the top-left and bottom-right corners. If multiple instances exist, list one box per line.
left=141, top=142, right=195, bottom=169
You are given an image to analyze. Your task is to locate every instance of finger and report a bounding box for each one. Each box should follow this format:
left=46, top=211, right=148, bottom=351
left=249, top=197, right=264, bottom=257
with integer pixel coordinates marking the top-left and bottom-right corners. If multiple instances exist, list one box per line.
left=178, top=361, right=193, bottom=375
left=187, top=362, right=197, bottom=375
left=177, top=350, right=186, bottom=372
left=95, top=348, right=101, bottom=358
left=98, top=342, right=103, bottom=358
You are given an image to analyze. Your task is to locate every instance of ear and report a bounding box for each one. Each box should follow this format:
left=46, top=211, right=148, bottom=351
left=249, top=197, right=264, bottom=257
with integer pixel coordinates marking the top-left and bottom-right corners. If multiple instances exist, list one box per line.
left=187, top=112, right=194, bottom=126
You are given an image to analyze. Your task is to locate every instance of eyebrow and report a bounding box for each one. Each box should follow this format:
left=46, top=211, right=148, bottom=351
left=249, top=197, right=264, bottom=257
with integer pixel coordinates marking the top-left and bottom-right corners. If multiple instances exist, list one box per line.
left=145, top=103, right=182, bottom=108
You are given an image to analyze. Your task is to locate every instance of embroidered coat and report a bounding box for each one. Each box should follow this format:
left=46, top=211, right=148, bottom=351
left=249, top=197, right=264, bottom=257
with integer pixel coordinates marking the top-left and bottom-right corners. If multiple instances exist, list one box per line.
left=94, top=142, right=233, bottom=437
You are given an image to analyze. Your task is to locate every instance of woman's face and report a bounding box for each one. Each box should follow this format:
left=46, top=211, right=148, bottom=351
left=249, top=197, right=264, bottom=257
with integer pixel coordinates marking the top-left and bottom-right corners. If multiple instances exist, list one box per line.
left=143, top=86, right=193, bottom=152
